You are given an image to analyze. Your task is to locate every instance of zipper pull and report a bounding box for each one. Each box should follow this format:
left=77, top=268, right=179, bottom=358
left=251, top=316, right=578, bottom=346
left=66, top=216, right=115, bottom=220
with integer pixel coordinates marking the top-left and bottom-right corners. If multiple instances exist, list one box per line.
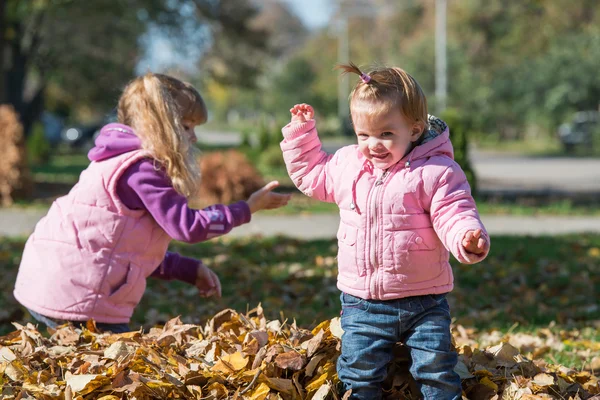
left=375, top=170, right=389, bottom=186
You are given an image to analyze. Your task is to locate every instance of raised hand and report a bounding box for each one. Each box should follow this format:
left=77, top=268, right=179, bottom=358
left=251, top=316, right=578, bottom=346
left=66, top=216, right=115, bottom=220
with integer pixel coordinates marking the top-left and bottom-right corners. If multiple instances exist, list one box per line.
left=195, top=263, right=222, bottom=298
left=247, top=181, right=292, bottom=214
left=462, top=229, right=488, bottom=255
left=290, top=103, right=315, bottom=124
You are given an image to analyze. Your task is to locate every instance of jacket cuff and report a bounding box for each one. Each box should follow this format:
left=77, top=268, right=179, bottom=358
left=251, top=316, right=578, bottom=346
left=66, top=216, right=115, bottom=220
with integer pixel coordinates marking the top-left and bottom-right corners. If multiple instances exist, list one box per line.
left=151, top=252, right=199, bottom=285
left=229, top=200, right=252, bottom=226
left=281, top=119, right=316, bottom=141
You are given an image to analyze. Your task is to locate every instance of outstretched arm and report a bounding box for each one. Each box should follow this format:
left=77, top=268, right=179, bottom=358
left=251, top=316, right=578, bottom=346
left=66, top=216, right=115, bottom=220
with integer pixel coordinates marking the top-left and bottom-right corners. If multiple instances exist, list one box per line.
left=429, top=164, right=490, bottom=264
left=117, top=160, right=290, bottom=243
left=281, top=103, right=345, bottom=203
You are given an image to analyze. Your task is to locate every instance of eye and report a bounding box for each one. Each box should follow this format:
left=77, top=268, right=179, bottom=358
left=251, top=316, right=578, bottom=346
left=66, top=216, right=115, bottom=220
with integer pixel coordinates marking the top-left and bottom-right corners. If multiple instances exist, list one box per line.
left=381, top=131, right=393, bottom=137
left=357, top=133, right=368, bottom=139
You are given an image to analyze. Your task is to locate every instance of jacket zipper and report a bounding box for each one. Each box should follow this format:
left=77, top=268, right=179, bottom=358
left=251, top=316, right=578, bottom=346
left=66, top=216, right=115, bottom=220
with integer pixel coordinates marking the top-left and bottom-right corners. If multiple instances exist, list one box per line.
left=370, top=169, right=389, bottom=299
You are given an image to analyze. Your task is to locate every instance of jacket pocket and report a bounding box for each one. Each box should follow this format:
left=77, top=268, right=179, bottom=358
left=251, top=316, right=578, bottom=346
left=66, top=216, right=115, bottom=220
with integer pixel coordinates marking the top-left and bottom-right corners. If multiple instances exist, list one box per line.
left=391, top=229, right=442, bottom=283
left=336, top=224, right=364, bottom=279
left=108, top=264, right=146, bottom=308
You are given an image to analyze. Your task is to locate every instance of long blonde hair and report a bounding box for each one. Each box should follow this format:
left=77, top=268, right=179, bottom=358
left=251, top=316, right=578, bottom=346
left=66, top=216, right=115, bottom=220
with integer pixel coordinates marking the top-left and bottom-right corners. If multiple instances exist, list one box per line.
left=117, top=73, right=206, bottom=197
left=335, top=62, right=428, bottom=128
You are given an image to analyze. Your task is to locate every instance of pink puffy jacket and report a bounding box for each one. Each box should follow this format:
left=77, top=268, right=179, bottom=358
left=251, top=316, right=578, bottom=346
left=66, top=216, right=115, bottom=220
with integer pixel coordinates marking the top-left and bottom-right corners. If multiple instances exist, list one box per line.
left=281, top=116, right=489, bottom=300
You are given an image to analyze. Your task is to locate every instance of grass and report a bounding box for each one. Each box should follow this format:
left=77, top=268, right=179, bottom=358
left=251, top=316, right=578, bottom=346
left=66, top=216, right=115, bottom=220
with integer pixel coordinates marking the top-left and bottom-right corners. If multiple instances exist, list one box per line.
left=473, top=132, right=600, bottom=158
left=1, top=233, right=600, bottom=369
left=30, top=153, right=90, bottom=184
left=473, top=135, right=564, bottom=157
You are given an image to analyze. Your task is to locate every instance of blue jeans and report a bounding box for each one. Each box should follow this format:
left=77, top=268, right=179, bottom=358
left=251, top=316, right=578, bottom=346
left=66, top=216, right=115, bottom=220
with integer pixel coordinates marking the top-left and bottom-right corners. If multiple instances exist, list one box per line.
left=27, top=309, right=131, bottom=334
left=337, top=292, right=461, bottom=400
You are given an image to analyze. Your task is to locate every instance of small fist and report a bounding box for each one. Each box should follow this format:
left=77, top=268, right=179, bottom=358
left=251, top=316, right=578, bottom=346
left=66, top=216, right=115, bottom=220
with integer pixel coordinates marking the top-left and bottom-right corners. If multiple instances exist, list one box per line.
left=462, top=229, right=488, bottom=255
left=195, top=263, right=221, bottom=298
left=290, top=104, right=314, bottom=124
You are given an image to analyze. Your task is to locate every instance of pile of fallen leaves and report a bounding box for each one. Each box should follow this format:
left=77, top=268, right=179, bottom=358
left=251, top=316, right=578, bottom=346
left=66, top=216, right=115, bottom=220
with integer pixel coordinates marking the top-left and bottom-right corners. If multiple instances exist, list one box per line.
left=194, top=150, right=266, bottom=207
left=1, top=306, right=599, bottom=400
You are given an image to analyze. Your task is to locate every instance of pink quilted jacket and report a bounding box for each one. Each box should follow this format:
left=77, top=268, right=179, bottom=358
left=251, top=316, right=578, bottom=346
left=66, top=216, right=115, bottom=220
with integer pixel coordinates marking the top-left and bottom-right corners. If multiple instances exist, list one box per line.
left=281, top=116, right=489, bottom=300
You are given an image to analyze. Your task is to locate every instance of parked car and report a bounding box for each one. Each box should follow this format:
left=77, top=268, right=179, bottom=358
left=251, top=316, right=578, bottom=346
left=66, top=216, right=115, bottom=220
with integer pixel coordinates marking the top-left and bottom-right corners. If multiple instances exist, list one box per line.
left=558, top=110, right=599, bottom=152
left=60, top=110, right=117, bottom=150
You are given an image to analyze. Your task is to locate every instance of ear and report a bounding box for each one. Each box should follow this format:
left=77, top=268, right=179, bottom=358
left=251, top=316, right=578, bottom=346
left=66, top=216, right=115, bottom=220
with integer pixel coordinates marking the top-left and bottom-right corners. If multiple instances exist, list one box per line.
left=410, top=121, right=426, bottom=142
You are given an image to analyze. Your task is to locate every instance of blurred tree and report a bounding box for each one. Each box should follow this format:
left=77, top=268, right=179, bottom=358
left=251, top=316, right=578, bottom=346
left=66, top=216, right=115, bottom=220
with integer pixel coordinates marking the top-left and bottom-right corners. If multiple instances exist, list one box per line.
left=262, top=57, right=322, bottom=118
left=200, top=0, right=310, bottom=124
left=451, top=0, right=600, bottom=137
left=0, top=0, right=269, bottom=136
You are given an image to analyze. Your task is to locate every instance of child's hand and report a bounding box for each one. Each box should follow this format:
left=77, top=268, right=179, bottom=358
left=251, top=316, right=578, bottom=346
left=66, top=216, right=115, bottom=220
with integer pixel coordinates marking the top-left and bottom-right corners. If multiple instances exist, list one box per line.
left=247, top=181, right=292, bottom=213
left=290, top=103, right=314, bottom=124
left=462, top=229, right=489, bottom=255
left=195, top=263, right=221, bottom=298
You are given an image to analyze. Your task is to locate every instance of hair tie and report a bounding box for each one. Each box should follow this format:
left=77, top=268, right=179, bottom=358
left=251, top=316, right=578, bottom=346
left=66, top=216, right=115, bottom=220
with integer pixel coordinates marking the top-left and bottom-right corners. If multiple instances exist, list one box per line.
left=360, top=73, right=371, bottom=84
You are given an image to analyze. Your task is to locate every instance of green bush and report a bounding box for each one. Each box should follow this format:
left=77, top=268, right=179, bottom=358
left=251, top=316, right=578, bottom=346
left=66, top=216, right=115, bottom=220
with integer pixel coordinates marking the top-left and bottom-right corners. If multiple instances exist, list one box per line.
left=27, top=122, right=51, bottom=165
left=439, top=109, right=477, bottom=196
left=257, top=144, right=286, bottom=171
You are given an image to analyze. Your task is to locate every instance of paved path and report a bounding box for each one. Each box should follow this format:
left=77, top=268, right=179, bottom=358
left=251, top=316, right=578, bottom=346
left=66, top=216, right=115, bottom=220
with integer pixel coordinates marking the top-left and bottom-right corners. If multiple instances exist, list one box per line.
left=1, top=209, right=599, bottom=239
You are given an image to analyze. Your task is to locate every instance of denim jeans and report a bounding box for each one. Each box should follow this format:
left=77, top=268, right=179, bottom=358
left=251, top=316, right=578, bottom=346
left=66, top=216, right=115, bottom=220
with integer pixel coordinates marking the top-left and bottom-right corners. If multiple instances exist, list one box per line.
left=336, top=292, right=461, bottom=400
left=27, top=309, right=131, bottom=334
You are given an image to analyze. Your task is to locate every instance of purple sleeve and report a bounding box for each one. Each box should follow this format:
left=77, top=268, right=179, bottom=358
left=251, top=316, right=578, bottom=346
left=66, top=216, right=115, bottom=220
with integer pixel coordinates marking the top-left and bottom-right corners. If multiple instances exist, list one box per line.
left=150, top=252, right=198, bottom=285
left=117, top=159, right=252, bottom=243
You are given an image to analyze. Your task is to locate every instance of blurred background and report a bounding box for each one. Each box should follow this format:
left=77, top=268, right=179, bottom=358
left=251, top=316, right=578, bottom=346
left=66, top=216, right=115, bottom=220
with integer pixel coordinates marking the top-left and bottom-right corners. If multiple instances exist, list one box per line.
left=0, top=0, right=599, bottom=212
left=0, top=0, right=599, bottom=209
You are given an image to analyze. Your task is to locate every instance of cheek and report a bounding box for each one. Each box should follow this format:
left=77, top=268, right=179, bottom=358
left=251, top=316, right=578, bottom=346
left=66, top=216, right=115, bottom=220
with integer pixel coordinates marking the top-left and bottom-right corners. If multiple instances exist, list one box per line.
left=357, top=141, right=370, bottom=154
left=387, top=139, right=409, bottom=155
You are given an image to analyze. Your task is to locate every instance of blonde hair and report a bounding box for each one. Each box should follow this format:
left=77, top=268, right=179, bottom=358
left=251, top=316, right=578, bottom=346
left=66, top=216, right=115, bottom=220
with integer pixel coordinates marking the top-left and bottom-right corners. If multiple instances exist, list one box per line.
left=335, top=62, right=428, bottom=128
left=117, top=73, right=207, bottom=197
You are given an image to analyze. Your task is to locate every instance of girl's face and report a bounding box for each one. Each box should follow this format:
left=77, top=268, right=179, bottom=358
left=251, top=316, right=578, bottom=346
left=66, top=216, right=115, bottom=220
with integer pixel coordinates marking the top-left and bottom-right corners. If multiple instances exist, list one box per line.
left=351, top=99, right=424, bottom=170
left=181, top=102, right=207, bottom=144
left=182, top=117, right=200, bottom=143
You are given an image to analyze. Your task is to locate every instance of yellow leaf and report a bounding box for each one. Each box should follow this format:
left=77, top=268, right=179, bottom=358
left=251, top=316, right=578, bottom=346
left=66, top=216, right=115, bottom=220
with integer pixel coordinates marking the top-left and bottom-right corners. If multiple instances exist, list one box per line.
left=211, top=351, right=249, bottom=373
left=473, top=369, right=493, bottom=378
left=311, top=320, right=330, bottom=335
left=65, top=372, right=110, bottom=395
left=207, top=382, right=228, bottom=398
left=306, top=372, right=328, bottom=392
left=249, top=382, right=270, bottom=400
left=480, top=376, right=498, bottom=391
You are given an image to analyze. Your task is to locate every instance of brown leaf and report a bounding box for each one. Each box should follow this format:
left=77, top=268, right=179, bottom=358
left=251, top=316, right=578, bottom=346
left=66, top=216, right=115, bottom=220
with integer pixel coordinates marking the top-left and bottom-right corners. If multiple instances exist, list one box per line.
left=302, top=329, right=325, bottom=358
left=275, top=351, right=306, bottom=371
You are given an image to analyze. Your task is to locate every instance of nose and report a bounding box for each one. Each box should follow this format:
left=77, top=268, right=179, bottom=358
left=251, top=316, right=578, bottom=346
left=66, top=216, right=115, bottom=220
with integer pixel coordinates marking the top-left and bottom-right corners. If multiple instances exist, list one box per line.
left=368, top=137, right=383, bottom=150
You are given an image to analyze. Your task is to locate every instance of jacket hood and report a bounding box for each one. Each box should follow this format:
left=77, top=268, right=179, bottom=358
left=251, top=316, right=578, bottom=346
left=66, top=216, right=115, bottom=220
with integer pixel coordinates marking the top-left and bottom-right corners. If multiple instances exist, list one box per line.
left=408, top=115, right=452, bottom=163
left=88, top=123, right=142, bottom=162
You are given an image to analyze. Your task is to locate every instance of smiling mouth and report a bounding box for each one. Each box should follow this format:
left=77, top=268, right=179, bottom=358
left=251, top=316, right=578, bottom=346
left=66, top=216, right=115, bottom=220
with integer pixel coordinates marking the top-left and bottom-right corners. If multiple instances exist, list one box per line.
left=371, top=153, right=389, bottom=159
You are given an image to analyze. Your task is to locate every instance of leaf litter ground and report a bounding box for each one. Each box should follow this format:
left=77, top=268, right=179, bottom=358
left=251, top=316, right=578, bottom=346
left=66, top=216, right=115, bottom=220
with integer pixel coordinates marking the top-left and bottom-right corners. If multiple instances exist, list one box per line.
left=0, top=234, right=599, bottom=399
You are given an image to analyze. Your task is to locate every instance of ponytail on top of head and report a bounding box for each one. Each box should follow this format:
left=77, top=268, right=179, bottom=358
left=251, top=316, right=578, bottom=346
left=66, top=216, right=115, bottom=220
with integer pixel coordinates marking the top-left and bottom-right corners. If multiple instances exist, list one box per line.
left=334, top=61, right=428, bottom=127
left=117, top=73, right=204, bottom=198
